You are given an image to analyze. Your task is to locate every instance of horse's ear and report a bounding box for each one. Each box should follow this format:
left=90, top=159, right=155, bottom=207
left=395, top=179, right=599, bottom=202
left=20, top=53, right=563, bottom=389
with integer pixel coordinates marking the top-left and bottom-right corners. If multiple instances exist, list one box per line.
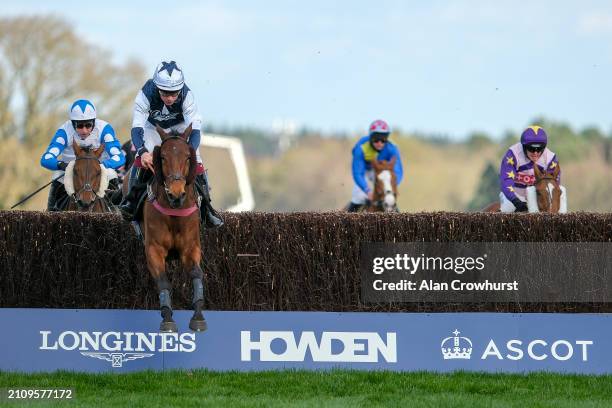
left=186, top=147, right=197, bottom=185
left=372, top=160, right=381, bottom=170
left=156, top=125, right=169, bottom=141
left=552, top=163, right=560, bottom=180
left=153, top=146, right=164, bottom=184
left=182, top=123, right=193, bottom=140
left=73, top=140, right=83, bottom=157
left=94, top=144, right=105, bottom=159
left=533, top=162, right=542, bottom=180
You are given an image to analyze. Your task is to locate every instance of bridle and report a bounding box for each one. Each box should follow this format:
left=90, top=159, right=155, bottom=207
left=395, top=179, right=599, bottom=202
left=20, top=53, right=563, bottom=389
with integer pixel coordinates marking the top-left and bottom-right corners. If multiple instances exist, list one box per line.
left=71, top=155, right=104, bottom=211
left=372, top=169, right=397, bottom=212
left=158, top=136, right=192, bottom=205
left=534, top=175, right=558, bottom=212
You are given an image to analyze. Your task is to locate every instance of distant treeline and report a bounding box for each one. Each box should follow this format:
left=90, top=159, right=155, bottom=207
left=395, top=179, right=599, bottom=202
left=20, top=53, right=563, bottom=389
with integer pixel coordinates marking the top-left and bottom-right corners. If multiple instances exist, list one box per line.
left=210, top=116, right=612, bottom=160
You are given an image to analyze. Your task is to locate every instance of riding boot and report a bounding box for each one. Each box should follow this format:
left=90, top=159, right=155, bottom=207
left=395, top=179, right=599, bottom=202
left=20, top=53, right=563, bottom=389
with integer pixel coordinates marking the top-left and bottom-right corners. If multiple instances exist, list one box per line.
left=195, top=173, right=224, bottom=228
left=47, top=180, right=63, bottom=211
left=119, top=167, right=145, bottom=221
left=346, top=202, right=364, bottom=212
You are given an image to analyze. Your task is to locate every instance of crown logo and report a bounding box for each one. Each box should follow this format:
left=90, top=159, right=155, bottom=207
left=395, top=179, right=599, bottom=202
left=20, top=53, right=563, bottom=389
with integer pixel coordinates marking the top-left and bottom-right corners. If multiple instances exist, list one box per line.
left=441, top=329, right=473, bottom=360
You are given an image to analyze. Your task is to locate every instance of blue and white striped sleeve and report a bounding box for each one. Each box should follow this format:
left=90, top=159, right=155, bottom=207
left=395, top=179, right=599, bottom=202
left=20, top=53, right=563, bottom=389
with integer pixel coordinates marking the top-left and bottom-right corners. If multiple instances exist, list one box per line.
left=100, top=124, right=125, bottom=169
left=40, top=128, right=68, bottom=170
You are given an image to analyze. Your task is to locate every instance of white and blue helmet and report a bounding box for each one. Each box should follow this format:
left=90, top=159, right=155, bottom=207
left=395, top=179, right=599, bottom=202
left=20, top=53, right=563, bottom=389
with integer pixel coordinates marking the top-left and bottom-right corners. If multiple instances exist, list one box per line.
left=69, top=99, right=96, bottom=121
left=153, top=60, right=185, bottom=91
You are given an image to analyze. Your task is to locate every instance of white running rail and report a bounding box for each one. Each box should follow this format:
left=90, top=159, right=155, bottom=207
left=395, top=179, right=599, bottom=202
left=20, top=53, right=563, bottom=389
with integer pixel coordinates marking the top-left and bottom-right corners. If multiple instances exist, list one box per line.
left=200, top=134, right=255, bottom=212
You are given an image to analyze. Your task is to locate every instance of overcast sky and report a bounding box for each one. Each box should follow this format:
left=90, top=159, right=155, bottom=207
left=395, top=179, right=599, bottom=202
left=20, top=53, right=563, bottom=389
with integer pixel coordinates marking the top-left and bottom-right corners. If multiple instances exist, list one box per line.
left=4, top=1, right=612, bottom=138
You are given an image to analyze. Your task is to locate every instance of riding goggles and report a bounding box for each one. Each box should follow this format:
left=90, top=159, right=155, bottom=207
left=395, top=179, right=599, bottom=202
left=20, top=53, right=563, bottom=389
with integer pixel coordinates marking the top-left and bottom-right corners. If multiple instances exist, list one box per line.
left=159, top=89, right=180, bottom=98
left=370, top=132, right=389, bottom=144
left=525, top=143, right=545, bottom=153
left=72, top=120, right=94, bottom=130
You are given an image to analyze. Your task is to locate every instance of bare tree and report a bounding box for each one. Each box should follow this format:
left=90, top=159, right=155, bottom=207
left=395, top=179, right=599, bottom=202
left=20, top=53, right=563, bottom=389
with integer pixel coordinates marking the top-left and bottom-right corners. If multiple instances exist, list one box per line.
left=0, top=15, right=146, bottom=146
left=0, top=23, right=17, bottom=140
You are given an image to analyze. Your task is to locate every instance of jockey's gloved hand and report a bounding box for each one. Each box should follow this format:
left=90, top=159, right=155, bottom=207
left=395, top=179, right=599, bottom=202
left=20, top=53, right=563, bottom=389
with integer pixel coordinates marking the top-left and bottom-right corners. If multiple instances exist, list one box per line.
left=512, top=198, right=528, bottom=212
left=57, top=161, right=68, bottom=171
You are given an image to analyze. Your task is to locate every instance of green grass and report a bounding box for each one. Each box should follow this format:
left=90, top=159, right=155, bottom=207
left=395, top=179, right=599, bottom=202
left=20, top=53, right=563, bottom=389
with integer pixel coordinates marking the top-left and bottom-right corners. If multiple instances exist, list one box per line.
left=1, top=370, right=611, bottom=407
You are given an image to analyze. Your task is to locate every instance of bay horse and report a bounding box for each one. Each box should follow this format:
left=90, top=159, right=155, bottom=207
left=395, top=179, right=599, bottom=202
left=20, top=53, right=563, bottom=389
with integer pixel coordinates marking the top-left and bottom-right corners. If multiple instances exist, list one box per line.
left=144, top=124, right=207, bottom=333
left=63, top=141, right=113, bottom=212
left=482, top=163, right=565, bottom=213
left=367, top=157, right=399, bottom=212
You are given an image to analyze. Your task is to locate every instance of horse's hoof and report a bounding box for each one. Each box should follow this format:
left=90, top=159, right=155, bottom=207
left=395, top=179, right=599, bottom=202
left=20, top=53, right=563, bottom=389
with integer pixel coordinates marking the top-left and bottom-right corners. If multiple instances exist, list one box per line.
left=160, top=320, right=178, bottom=333
left=189, top=318, right=208, bottom=332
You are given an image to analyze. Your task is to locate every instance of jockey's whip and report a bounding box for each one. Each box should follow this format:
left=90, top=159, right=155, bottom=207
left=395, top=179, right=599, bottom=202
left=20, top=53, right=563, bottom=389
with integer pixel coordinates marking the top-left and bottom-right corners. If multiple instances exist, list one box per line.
left=10, top=175, right=64, bottom=209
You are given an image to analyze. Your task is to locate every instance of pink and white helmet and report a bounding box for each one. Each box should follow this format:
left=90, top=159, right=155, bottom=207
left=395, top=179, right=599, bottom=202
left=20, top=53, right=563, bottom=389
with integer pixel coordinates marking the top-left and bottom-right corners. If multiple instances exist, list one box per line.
left=369, top=119, right=390, bottom=135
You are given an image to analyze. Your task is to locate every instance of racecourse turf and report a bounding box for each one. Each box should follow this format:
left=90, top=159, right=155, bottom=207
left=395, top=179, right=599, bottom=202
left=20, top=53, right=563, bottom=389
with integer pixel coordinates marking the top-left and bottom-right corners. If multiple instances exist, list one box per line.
left=1, top=370, right=611, bottom=407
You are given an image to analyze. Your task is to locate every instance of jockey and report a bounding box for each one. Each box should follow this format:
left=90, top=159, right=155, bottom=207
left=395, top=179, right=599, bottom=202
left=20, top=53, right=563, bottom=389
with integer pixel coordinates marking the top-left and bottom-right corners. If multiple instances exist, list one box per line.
left=347, top=119, right=404, bottom=212
left=499, top=125, right=560, bottom=212
left=119, top=60, right=223, bottom=227
left=40, top=99, right=125, bottom=211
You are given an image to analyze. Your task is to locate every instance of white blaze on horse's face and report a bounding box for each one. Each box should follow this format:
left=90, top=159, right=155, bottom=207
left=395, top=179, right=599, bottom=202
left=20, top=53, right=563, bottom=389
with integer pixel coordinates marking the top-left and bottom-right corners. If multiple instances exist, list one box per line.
left=377, top=170, right=395, bottom=208
left=535, top=180, right=560, bottom=212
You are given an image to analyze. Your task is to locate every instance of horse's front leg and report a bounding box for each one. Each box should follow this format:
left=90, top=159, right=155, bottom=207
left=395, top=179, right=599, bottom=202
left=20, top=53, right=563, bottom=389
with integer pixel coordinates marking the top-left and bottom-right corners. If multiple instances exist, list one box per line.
left=146, top=243, right=177, bottom=333
left=182, top=245, right=207, bottom=332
